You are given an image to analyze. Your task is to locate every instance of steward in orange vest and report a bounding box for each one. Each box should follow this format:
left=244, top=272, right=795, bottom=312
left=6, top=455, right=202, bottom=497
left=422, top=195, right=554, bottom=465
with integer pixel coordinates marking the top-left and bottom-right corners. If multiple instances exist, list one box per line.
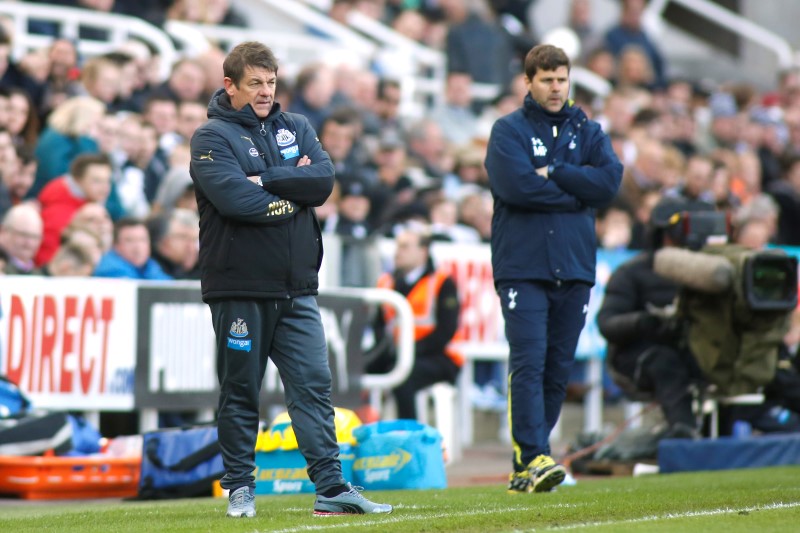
left=367, top=227, right=462, bottom=420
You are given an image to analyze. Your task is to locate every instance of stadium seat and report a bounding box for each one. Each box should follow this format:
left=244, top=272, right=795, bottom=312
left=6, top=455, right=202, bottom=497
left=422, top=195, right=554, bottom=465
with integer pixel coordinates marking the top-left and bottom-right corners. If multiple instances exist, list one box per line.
left=415, top=383, right=461, bottom=464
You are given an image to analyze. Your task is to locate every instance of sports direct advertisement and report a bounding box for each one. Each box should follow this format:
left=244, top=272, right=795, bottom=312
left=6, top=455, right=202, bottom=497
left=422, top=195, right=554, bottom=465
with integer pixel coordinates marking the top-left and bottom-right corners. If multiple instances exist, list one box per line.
left=0, top=276, right=137, bottom=410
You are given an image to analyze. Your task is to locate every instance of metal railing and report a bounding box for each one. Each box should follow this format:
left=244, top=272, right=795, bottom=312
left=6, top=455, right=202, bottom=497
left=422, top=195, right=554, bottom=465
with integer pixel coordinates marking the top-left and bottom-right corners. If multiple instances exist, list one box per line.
left=0, top=2, right=178, bottom=80
left=645, top=0, right=794, bottom=69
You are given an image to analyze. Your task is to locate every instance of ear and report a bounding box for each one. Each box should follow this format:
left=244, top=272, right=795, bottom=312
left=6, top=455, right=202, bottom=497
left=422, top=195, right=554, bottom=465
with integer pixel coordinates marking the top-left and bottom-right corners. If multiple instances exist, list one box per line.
left=223, top=77, right=236, bottom=97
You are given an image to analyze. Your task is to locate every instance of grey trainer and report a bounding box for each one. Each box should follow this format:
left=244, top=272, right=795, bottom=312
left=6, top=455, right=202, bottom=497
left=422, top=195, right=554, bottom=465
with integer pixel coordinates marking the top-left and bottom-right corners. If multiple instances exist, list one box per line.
left=313, top=483, right=393, bottom=516
left=226, top=486, right=256, bottom=518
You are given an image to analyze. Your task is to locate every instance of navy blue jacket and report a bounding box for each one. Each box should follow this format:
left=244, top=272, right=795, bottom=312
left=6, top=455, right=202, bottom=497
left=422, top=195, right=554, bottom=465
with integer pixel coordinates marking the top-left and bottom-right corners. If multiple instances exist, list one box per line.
left=485, top=94, right=623, bottom=285
left=189, top=88, right=334, bottom=301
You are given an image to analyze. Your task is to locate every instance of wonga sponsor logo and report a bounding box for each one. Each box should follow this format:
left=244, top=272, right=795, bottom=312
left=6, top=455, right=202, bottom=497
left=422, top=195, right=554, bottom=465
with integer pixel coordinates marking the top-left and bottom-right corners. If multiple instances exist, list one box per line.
left=227, top=318, right=251, bottom=352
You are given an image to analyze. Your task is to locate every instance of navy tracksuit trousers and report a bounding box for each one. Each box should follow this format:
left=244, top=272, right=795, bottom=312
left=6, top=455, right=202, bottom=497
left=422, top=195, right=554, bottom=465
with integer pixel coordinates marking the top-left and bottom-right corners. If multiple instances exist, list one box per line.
left=209, top=296, right=345, bottom=494
left=497, top=280, right=591, bottom=470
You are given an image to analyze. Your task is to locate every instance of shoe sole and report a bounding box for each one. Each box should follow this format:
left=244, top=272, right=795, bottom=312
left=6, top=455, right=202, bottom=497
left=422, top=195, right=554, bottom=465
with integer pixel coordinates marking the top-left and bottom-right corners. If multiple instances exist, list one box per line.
left=226, top=512, right=256, bottom=518
left=314, top=510, right=358, bottom=516
left=533, top=467, right=566, bottom=493
left=313, top=509, right=393, bottom=516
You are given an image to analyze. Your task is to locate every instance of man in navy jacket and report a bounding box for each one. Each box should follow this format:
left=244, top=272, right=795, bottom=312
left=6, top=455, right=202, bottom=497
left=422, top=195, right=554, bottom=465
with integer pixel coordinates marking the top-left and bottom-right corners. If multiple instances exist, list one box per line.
left=190, top=42, right=391, bottom=518
left=485, top=44, right=623, bottom=493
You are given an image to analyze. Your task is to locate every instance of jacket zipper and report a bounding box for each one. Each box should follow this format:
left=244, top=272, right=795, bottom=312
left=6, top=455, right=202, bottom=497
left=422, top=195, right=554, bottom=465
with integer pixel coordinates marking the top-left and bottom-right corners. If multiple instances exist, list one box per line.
left=262, top=118, right=292, bottom=297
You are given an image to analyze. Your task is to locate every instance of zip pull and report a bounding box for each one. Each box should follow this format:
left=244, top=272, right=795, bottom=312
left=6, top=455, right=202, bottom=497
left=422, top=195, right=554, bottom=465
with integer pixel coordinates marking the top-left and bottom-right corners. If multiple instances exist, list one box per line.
left=259, top=122, right=267, bottom=136
left=552, top=125, right=558, bottom=137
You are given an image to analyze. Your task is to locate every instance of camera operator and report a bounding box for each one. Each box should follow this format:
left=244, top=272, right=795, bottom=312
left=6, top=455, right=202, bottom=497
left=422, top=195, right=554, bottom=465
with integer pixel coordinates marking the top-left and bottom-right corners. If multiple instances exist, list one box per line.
left=597, top=197, right=713, bottom=438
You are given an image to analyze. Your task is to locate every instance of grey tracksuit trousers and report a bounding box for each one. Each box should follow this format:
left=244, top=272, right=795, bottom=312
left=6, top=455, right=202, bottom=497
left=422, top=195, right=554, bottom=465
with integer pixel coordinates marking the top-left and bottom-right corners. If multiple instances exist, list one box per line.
left=209, top=296, right=344, bottom=494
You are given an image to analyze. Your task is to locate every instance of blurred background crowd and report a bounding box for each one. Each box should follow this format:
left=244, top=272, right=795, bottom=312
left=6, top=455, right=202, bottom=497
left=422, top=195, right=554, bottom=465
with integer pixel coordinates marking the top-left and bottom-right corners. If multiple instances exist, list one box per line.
left=1, top=0, right=799, bottom=284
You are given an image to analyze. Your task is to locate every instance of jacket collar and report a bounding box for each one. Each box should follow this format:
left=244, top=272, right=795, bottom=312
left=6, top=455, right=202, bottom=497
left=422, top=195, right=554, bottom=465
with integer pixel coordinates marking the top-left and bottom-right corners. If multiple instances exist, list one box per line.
left=522, top=93, right=583, bottom=124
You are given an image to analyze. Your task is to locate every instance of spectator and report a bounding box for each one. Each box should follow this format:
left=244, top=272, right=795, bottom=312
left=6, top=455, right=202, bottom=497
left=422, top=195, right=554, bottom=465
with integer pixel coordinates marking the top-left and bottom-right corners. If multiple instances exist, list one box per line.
left=568, top=0, right=602, bottom=60
left=0, top=145, right=36, bottom=215
left=69, top=201, right=115, bottom=254
left=406, top=118, right=450, bottom=181
left=367, top=131, right=415, bottom=232
left=94, top=217, right=172, bottom=279
left=325, top=177, right=372, bottom=239
left=596, top=200, right=634, bottom=251
left=168, top=0, right=248, bottom=27
left=43, top=242, right=95, bottom=277
left=41, top=38, right=81, bottom=117
left=290, top=63, right=337, bottom=132
left=441, top=0, right=517, bottom=88
left=113, top=114, right=151, bottom=218
left=31, top=95, right=105, bottom=198
left=372, top=79, right=407, bottom=138
left=5, top=87, right=39, bottom=150
left=367, top=224, right=463, bottom=419
left=0, top=24, right=45, bottom=108
left=143, top=94, right=179, bottom=155
left=36, top=153, right=112, bottom=266
left=0, top=203, right=44, bottom=275
left=175, top=100, right=208, bottom=146
left=604, top=0, right=666, bottom=88
left=148, top=208, right=201, bottom=280
left=615, top=44, right=656, bottom=91
left=767, top=155, right=800, bottom=245
left=151, top=58, right=207, bottom=104
left=139, top=121, right=167, bottom=203
left=152, top=166, right=195, bottom=215
left=429, top=197, right=481, bottom=244
left=663, top=153, right=715, bottom=205
left=113, top=39, right=155, bottom=112
left=430, top=71, right=480, bottom=147
left=60, top=223, right=104, bottom=268
left=318, top=108, right=365, bottom=180
left=79, top=56, right=121, bottom=108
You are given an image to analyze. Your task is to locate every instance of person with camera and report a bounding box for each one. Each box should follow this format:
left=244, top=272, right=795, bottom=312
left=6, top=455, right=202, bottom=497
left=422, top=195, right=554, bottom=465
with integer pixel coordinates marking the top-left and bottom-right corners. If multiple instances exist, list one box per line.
left=597, top=197, right=710, bottom=439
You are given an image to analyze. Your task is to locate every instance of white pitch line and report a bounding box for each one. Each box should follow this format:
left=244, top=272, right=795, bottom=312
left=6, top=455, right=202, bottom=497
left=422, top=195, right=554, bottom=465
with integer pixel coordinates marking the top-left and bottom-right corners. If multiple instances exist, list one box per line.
left=537, top=501, right=800, bottom=531
left=265, top=503, right=583, bottom=533
left=263, top=501, right=800, bottom=533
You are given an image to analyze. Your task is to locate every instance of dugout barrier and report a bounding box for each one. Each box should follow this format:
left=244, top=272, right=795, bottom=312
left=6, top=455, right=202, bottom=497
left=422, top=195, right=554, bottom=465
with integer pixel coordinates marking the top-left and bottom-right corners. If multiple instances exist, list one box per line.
left=0, top=277, right=414, bottom=434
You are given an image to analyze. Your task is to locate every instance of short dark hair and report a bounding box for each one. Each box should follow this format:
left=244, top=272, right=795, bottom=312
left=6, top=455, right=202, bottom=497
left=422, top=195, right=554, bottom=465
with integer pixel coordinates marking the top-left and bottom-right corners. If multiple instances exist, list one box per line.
left=70, top=153, right=112, bottom=180
left=113, top=217, right=146, bottom=244
left=524, top=44, right=571, bottom=80
left=223, top=42, right=279, bottom=86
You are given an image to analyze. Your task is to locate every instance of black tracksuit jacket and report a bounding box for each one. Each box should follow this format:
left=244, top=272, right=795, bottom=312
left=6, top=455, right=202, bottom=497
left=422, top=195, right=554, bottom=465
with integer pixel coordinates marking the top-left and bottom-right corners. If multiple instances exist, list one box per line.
left=189, top=89, right=334, bottom=301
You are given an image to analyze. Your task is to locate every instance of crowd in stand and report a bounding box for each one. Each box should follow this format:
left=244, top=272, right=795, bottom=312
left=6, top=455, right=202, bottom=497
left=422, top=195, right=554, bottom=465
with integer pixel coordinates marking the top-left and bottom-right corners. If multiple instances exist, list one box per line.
left=0, top=1, right=798, bottom=293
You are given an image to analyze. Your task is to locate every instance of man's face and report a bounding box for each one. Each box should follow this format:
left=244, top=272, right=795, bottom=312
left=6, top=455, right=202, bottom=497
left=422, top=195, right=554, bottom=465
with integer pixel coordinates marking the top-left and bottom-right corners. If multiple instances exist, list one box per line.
left=225, top=66, right=276, bottom=119
left=527, top=66, right=570, bottom=113
left=177, top=102, right=207, bottom=139
left=320, top=121, right=355, bottom=162
left=393, top=231, right=427, bottom=273
left=4, top=160, right=35, bottom=199
left=170, top=62, right=206, bottom=102
left=159, top=221, right=199, bottom=270
left=145, top=100, right=177, bottom=135
left=114, top=224, right=151, bottom=268
left=77, top=163, right=112, bottom=203
left=0, top=215, right=42, bottom=263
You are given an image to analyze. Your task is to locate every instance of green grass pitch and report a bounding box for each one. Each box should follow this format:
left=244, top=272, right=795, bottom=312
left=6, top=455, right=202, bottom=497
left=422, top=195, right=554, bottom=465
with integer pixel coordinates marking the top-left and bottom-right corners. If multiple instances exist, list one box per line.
left=1, top=466, right=799, bottom=532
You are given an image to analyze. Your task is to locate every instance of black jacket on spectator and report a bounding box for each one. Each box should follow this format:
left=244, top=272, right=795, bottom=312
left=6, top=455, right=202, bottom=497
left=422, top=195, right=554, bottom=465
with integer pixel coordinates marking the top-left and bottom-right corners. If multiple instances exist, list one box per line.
left=596, top=251, right=679, bottom=379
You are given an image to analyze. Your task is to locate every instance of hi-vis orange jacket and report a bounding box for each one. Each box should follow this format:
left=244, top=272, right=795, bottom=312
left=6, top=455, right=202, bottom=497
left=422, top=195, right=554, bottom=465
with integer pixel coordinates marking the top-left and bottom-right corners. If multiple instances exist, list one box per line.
left=377, top=271, right=464, bottom=367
